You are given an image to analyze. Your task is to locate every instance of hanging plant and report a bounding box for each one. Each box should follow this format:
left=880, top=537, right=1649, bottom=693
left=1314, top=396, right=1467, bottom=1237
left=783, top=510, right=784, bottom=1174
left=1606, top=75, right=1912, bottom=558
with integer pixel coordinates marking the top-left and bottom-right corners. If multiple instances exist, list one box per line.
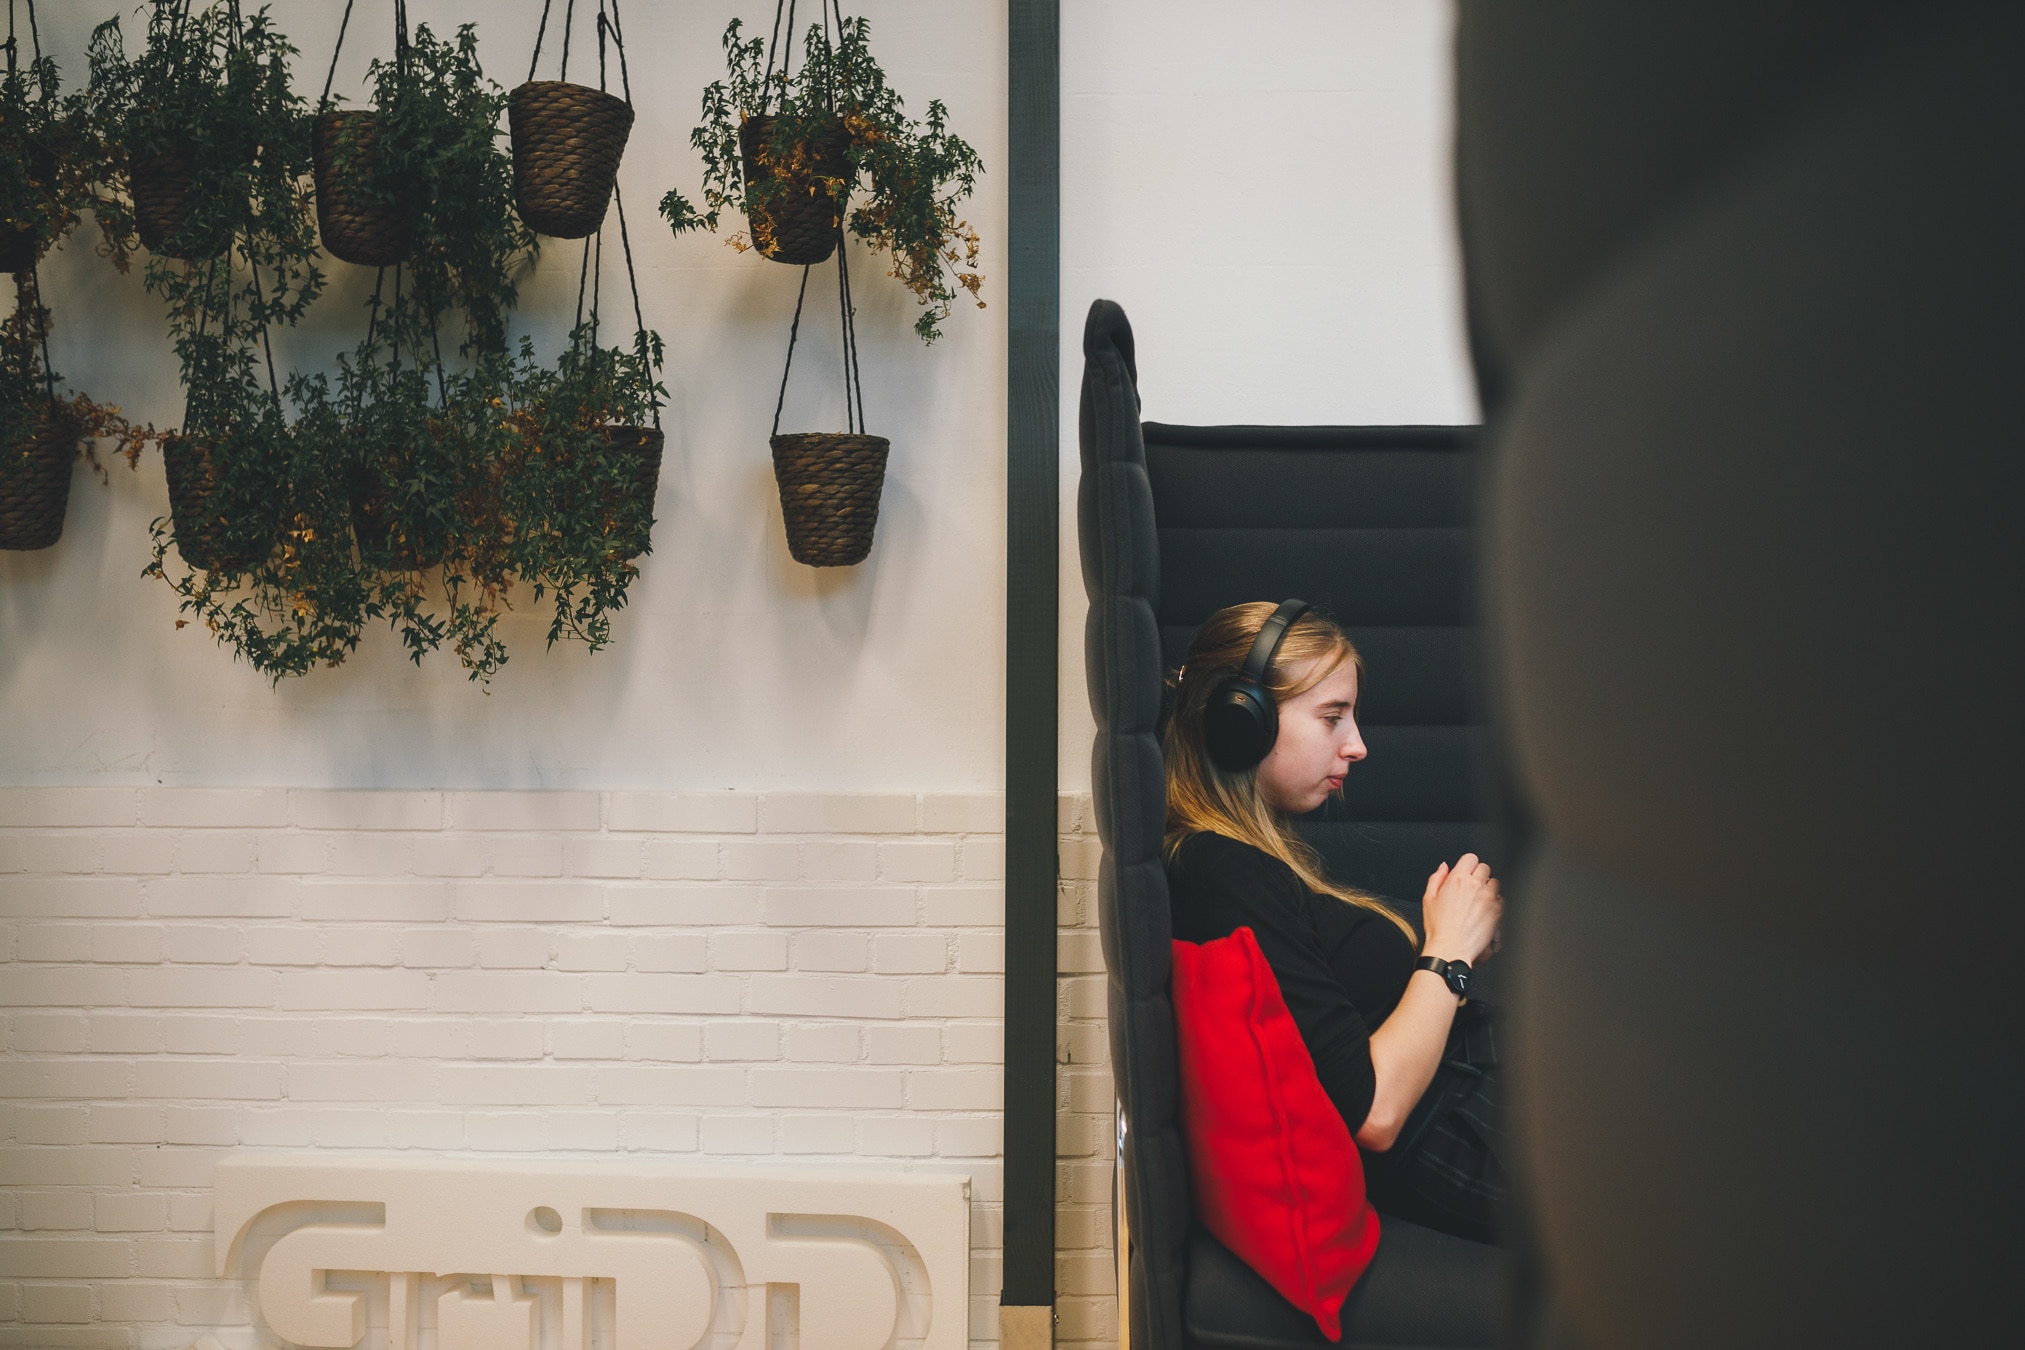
left=487, top=2, right=665, bottom=657
left=151, top=392, right=370, bottom=675
left=311, top=110, right=409, bottom=267
left=85, top=1, right=317, bottom=269
left=508, top=0, right=635, bottom=239
left=764, top=242, right=885, bottom=567
left=340, top=16, right=535, bottom=681
left=0, top=7, right=105, bottom=277
left=0, top=2, right=158, bottom=553
left=0, top=274, right=147, bottom=551
left=316, top=13, right=535, bottom=343
left=501, top=303, right=666, bottom=652
left=157, top=13, right=536, bottom=684
left=87, top=2, right=338, bottom=674
left=658, top=6, right=985, bottom=343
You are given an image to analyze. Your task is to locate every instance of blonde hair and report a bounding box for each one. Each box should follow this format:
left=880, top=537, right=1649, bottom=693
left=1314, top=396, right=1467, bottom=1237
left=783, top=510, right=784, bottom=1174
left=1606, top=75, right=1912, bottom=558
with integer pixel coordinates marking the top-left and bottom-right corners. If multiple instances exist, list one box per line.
left=1163, top=601, right=1418, bottom=945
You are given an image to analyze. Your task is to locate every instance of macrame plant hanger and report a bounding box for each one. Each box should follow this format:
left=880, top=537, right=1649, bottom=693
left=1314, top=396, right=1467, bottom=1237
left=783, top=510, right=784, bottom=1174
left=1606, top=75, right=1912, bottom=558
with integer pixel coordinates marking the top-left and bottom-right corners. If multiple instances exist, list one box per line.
left=4, top=0, right=56, bottom=410
left=566, top=0, right=656, bottom=431
left=158, top=0, right=295, bottom=576
left=0, top=0, right=75, bottom=554
left=322, top=0, right=436, bottom=401
left=217, top=0, right=286, bottom=426
left=319, top=0, right=431, bottom=388
left=765, top=0, right=869, bottom=445
left=536, top=0, right=663, bottom=569
left=760, top=0, right=886, bottom=568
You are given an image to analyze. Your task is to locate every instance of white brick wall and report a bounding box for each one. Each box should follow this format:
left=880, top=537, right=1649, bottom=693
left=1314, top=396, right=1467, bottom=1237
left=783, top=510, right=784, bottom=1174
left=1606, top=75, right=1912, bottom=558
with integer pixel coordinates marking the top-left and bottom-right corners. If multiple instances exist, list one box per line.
left=0, top=790, right=1115, bottom=1350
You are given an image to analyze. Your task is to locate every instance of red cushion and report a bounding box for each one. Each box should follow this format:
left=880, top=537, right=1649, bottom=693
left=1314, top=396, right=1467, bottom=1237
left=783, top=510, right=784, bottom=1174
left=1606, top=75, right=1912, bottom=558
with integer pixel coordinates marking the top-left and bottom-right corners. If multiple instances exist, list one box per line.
left=1171, top=926, right=1381, bottom=1341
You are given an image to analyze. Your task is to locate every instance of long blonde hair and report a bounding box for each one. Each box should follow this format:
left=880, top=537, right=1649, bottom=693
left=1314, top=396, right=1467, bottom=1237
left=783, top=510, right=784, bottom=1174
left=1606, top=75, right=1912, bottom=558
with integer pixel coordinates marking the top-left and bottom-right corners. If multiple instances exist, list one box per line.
left=1163, top=602, right=1418, bottom=945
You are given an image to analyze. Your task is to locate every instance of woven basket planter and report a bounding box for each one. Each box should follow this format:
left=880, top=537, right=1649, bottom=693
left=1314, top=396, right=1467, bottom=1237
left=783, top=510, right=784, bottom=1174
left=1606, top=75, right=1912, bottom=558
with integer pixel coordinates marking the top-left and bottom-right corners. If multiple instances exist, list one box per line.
left=508, top=81, right=634, bottom=239
left=312, top=110, right=412, bottom=267
left=161, top=433, right=269, bottom=572
left=348, top=484, right=450, bottom=572
left=130, top=149, right=203, bottom=258
left=739, top=115, right=850, bottom=266
left=603, top=425, right=664, bottom=561
left=769, top=431, right=888, bottom=567
left=346, top=425, right=463, bottom=572
left=0, top=404, right=80, bottom=551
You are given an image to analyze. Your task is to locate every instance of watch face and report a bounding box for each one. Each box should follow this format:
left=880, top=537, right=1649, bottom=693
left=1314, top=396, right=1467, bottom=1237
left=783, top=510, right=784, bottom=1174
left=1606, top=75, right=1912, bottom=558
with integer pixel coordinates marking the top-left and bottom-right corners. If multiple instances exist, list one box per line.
left=1447, top=963, right=1471, bottom=997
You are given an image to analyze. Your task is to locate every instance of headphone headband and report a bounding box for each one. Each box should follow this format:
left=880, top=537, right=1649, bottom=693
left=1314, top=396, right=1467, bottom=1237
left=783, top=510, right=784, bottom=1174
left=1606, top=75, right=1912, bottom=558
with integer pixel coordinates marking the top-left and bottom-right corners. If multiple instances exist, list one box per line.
left=1235, top=599, right=1312, bottom=689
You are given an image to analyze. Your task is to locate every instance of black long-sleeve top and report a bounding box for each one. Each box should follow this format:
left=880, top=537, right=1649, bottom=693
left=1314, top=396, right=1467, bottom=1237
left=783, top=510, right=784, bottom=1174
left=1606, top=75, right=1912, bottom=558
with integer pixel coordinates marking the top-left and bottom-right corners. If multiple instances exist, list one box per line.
left=1168, top=831, right=1417, bottom=1133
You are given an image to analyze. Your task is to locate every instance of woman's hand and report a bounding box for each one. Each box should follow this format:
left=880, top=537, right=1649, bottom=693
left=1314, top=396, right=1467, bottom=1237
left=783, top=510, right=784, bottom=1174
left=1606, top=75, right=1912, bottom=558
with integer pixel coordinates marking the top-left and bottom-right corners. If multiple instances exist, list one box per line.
left=1360, top=857, right=1501, bottom=1151
left=1420, top=853, right=1503, bottom=966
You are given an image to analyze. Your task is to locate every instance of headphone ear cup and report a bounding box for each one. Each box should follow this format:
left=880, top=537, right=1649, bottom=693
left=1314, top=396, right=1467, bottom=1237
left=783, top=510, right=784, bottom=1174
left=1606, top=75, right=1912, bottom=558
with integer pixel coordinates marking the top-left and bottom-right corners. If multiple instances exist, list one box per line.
left=1204, top=682, right=1278, bottom=771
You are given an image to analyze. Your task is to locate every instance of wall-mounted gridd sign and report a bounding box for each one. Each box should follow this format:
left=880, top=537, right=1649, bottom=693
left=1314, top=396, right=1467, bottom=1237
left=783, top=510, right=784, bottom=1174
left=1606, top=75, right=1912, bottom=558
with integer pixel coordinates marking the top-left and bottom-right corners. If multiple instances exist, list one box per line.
left=212, top=1156, right=972, bottom=1350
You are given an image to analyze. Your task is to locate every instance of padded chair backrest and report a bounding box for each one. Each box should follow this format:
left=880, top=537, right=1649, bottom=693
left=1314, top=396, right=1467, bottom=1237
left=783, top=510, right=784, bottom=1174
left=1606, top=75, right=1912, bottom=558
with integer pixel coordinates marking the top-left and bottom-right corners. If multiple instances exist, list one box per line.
left=1143, top=422, right=1489, bottom=903
left=1079, top=299, right=1488, bottom=1349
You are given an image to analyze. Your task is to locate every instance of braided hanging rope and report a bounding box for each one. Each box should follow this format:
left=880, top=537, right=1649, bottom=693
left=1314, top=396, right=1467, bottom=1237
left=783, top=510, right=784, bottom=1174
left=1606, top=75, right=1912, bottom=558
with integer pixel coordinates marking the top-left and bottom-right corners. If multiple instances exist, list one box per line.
left=317, top=0, right=355, bottom=110
left=768, top=220, right=886, bottom=567
left=154, top=0, right=297, bottom=574
left=161, top=256, right=218, bottom=570
left=527, top=0, right=581, bottom=86
left=0, top=0, right=56, bottom=276
left=750, top=0, right=886, bottom=565
left=769, top=225, right=873, bottom=439
left=12, top=0, right=56, bottom=404
left=533, top=0, right=662, bottom=553
left=0, top=0, right=80, bottom=553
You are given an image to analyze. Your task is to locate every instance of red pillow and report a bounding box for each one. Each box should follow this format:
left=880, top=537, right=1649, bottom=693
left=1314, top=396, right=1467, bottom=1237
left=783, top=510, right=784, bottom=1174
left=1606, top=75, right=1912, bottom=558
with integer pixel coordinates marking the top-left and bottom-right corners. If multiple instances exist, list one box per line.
left=1171, top=926, right=1381, bottom=1341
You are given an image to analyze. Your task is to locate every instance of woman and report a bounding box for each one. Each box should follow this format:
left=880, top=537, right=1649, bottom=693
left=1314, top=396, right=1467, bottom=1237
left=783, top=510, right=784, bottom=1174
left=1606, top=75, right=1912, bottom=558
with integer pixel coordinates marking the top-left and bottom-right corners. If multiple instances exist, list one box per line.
left=1165, top=600, right=1507, bottom=1244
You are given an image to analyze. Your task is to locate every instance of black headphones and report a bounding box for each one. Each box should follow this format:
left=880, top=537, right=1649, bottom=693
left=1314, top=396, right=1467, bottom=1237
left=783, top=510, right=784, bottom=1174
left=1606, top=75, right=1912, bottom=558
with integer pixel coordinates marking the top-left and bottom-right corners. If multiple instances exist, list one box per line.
left=1203, top=599, right=1312, bottom=771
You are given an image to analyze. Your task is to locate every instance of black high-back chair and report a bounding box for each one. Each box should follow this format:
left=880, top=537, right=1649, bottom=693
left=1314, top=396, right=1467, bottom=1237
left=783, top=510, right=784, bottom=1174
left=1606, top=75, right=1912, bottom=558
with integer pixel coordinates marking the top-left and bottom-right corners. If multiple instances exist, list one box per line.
left=1079, top=299, right=1503, bottom=1350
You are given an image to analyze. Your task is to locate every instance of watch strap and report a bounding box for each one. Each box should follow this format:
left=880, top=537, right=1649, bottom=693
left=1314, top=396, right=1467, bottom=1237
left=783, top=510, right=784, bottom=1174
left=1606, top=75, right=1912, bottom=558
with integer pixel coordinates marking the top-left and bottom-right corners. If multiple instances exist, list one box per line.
left=1413, top=955, right=1471, bottom=1002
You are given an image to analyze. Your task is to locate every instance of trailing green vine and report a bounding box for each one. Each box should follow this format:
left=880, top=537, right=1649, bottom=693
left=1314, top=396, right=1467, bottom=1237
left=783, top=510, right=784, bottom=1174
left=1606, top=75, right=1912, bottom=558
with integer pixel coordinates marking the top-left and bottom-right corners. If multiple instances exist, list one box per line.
left=660, top=13, right=984, bottom=342
left=86, top=2, right=337, bottom=676
left=75, top=7, right=662, bottom=683
left=0, top=31, right=145, bottom=546
left=499, top=319, right=666, bottom=654
left=320, top=20, right=536, bottom=682
left=0, top=38, right=112, bottom=274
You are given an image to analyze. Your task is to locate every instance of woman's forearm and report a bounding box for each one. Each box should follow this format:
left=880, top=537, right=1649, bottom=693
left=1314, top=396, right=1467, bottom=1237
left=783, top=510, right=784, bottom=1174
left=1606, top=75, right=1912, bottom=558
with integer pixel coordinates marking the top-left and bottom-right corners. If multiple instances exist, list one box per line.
left=1353, top=969, right=1459, bottom=1152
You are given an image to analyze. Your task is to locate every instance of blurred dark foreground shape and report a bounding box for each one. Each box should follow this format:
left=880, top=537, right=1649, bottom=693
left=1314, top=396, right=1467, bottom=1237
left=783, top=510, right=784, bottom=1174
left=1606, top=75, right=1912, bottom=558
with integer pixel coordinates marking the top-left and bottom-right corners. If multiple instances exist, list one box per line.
left=1457, top=3, right=2025, bottom=1346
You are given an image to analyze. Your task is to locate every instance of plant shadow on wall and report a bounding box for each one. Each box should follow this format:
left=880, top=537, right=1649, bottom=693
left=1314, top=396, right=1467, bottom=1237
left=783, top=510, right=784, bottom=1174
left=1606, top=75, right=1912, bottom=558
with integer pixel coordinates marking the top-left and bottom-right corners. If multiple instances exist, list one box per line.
left=72, top=0, right=665, bottom=686
left=659, top=2, right=983, bottom=569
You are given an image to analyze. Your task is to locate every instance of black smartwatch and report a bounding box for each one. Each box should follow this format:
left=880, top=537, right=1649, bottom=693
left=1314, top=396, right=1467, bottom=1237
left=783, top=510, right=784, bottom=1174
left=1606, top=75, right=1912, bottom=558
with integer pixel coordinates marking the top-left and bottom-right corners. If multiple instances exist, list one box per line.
left=1413, top=955, right=1472, bottom=1003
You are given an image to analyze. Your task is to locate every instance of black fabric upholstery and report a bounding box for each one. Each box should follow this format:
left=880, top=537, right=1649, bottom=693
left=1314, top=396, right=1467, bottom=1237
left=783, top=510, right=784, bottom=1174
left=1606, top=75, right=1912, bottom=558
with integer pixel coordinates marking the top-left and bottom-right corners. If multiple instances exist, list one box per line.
left=1081, top=300, right=1192, bottom=1350
left=1080, top=299, right=1500, bottom=1350
left=1187, top=1227, right=1501, bottom=1350
left=1457, top=4, right=2025, bottom=1346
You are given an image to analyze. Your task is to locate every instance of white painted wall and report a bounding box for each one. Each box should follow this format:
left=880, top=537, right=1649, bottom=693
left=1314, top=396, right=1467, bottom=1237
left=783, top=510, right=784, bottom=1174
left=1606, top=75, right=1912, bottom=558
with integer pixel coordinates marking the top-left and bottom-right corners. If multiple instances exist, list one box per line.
left=0, top=1, right=1007, bottom=792
left=3, top=0, right=1471, bottom=798
left=1057, top=0, right=1477, bottom=788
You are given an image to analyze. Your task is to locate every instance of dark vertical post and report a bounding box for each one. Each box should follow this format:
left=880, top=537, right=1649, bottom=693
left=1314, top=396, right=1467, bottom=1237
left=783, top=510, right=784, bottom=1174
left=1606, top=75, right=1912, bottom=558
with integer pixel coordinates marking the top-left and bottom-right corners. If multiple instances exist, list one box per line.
left=1003, top=0, right=1060, bottom=1340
